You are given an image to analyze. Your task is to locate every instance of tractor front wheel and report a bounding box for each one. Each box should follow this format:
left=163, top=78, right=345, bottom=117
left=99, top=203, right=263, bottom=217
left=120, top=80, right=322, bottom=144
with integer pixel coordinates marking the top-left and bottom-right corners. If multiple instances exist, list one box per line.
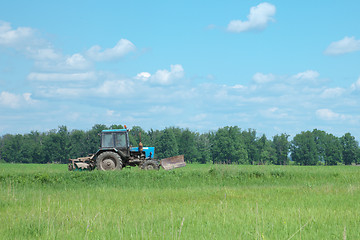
left=96, top=152, right=123, bottom=171
left=141, top=160, right=160, bottom=170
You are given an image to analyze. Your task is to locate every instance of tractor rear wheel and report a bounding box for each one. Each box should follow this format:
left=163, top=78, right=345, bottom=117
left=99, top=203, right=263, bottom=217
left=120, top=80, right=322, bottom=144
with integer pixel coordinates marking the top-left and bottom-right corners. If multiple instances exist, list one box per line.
left=141, top=160, right=160, bottom=170
left=96, top=151, right=123, bottom=171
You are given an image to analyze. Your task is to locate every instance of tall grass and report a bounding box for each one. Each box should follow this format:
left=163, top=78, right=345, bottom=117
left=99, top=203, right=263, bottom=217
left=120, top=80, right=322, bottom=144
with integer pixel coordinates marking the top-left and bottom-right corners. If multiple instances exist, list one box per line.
left=1, top=164, right=360, bottom=239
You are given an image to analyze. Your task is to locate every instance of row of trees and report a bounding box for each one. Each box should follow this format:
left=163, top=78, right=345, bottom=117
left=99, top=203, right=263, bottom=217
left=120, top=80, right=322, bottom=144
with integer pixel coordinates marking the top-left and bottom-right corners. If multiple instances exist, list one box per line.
left=0, top=125, right=359, bottom=165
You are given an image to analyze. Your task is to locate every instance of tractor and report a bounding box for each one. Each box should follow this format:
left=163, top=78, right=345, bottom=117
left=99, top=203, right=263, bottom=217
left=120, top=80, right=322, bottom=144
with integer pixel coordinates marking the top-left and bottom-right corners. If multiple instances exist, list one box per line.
left=68, top=128, right=185, bottom=171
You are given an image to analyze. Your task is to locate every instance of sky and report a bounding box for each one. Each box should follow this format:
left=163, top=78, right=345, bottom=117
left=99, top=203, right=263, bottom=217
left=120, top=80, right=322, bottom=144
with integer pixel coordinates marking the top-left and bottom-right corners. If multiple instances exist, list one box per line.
left=0, top=0, right=360, bottom=140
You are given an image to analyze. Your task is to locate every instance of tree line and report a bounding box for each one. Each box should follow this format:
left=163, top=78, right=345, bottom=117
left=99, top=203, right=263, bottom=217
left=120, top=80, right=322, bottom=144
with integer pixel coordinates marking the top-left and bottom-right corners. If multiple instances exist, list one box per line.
left=0, top=125, right=359, bottom=165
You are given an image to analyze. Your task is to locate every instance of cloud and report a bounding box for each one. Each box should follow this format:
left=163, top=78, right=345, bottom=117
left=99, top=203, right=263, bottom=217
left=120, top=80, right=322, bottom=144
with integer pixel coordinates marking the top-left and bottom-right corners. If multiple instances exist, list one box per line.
left=324, top=36, right=360, bottom=55
left=28, top=72, right=96, bottom=81
left=64, top=54, right=91, bottom=70
left=0, top=21, right=35, bottom=47
left=252, top=72, right=275, bottom=84
left=0, top=21, right=93, bottom=73
left=148, top=105, right=182, bottom=115
left=135, top=72, right=151, bottom=81
left=151, top=64, right=184, bottom=85
left=27, top=48, right=62, bottom=61
left=96, top=79, right=134, bottom=96
left=0, top=20, right=136, bottom=74
left=0, top=21, right=57, bottom=60
left=0, top=91, right=37, bottom=109
left=86, top=39, right=135, bottom=61
left=261, top=107, right=288, bottom=119
left=190, top=113, right=207, bottom=121
left=321, top=87, right=346, bottom=98
left=227, top=2, right=276, bottom=33
left=316, top=108, right=346, bottom=121
left=135, top=64, right=185, bottom=85
left=293, top=70, right=319, bottom=80
left=351, top=77, right=360, bottom=91
left=232, top=84, right=247, bottom=90
left=34, top=53, right=92, bottom=71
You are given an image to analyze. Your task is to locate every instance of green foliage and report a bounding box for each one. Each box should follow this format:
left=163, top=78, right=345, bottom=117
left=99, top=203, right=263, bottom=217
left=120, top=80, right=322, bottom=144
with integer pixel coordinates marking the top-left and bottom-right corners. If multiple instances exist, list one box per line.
left=341, top=133, right=359, bottom=165
left=0, top=125, right=359, bottom=165
left=195, top=133, right=212, bottom=164
left=212, top=126, right=248, bottom=164
left=1, top=164, right=360, bottom=239
left=272, top=133, right=290, bottom=165
left=155, top=128, right=179, bottom=159
left=178, top=129, right=199, bottom=163
left=291, top=131, right=318, bottom=165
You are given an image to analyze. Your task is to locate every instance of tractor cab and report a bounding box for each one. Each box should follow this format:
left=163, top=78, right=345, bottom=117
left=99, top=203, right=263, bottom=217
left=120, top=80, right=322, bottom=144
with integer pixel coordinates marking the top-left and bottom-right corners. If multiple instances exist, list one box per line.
left=100, top=129, right=155, bottom=160
left=101, top=129, right=129, bottom=150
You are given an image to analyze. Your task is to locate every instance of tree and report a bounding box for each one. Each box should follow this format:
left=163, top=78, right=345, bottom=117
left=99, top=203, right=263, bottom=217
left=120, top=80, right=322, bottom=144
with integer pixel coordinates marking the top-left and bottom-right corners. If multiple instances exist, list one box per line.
left=291, top=131, right=318, bottom=165
left=241, top=129, right=257, bottom=164
left=212, top=126, right=248, bottom=164
left=312, top=129, right=327, bottom=163
left=178, top=129, right=199, bottom=163
left=272, top=133, right=290, bottom=165
left=129, top=126, right=150, bottom=147
left=323, top=133, right=342, bottom=165
left=69, top=129, right=87, bottom=159
left=256, top=134, right=276, bottom=165
left=85, top=124, right=107, bottom=154
left=109, top=124, right=124, bottom=130
left=20, top=131, right=45, bottom=163
left=0, top=134, right=22, bottom=163
left=340, top=133, right=359, bottom=165
left=43, top=126, right=70, bottom=163
left=194, top=133, right=211, bottom=164
left=155, top=128, right=179, bottom=159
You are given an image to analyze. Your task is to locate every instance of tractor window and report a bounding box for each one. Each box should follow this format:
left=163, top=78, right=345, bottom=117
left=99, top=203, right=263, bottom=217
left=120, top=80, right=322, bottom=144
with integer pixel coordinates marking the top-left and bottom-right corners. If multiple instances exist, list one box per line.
left=102, top=134, right=114, bottom=148
left=115, top=133, right=127, bottom=148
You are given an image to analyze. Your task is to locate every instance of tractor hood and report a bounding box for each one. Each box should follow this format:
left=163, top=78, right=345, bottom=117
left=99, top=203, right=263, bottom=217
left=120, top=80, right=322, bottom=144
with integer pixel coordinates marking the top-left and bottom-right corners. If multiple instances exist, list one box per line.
left=130, top=147, right=155, bottom=159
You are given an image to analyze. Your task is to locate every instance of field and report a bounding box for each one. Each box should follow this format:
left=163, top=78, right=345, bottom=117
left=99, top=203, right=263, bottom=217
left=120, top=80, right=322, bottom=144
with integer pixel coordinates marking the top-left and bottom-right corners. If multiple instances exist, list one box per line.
left=0, top=164, right=360, bottom=239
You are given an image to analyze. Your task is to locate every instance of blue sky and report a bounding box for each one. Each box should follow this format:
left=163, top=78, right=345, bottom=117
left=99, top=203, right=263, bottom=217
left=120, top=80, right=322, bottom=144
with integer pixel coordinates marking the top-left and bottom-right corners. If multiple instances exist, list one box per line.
left=1, top=0, right=360, bottom=140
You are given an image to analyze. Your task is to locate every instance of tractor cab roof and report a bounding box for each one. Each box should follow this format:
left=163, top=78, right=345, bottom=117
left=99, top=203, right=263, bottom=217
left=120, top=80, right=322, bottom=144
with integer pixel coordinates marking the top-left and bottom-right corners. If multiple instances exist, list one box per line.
left=102, top=129, right=127, bottom=133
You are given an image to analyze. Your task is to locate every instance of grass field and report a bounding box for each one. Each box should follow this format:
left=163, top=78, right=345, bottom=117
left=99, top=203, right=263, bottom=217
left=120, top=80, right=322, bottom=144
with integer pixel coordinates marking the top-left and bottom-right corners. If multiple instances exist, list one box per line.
left=1, top=163, right=360, bottom=239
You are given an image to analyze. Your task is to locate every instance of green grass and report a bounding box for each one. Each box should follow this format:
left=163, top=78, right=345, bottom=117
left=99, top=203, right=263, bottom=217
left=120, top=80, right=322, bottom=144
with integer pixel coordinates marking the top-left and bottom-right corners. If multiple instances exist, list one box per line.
left=1, top=164, right=360, bottom=239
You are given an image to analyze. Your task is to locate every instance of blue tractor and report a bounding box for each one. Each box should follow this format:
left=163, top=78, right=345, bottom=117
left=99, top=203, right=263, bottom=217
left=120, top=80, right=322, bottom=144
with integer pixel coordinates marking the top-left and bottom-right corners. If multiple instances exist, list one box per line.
left=68, top=128, right=185, bottom=171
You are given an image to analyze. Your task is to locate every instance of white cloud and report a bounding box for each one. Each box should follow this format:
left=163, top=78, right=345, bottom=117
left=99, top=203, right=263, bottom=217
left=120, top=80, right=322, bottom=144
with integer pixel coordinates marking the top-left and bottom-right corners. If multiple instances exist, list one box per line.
left=0, top=21, right=35, bottom=47
left=28, top=48, right=61, bottom=61
left=0, top=21, right=93, bottom=73
left=65, top=54, right=91, bottom=70
left=34, top=53, right=92, bottom=71
left=86, top=39, right=135, bottom=61
left=135, top=65, right=185, bottom=85
left=321, top=87, right=346, bottom=98
left=135, top=72, right=151, bottom=81
left=96, top=79, right=134, bottom=96
left=190, top=113, right=207, bottom=121
left=227, top=2, right=276, bottom=33
left=0, top=21, right=57, bottom=60
left=148, top=105, right=182, bottom=115
left=261, top=107, right=288, bottom=119
left=232, top=84, right=247, bottom=90
left=0, top=91, right=37, bottom=109
left=28, top=72, right=96, bottom=81
left=324, top=36, right=360, bottom=55
left=150, top=64, right=184, bottom=85
left=316, top=109, right=346, bottom=121
left=351, top=77, right=360, bottom=91
left=252, top=72, right=275, bottom=84
left=293, top=70, right=319, bottom=80
left=37, top=87, right=86, bottom=98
